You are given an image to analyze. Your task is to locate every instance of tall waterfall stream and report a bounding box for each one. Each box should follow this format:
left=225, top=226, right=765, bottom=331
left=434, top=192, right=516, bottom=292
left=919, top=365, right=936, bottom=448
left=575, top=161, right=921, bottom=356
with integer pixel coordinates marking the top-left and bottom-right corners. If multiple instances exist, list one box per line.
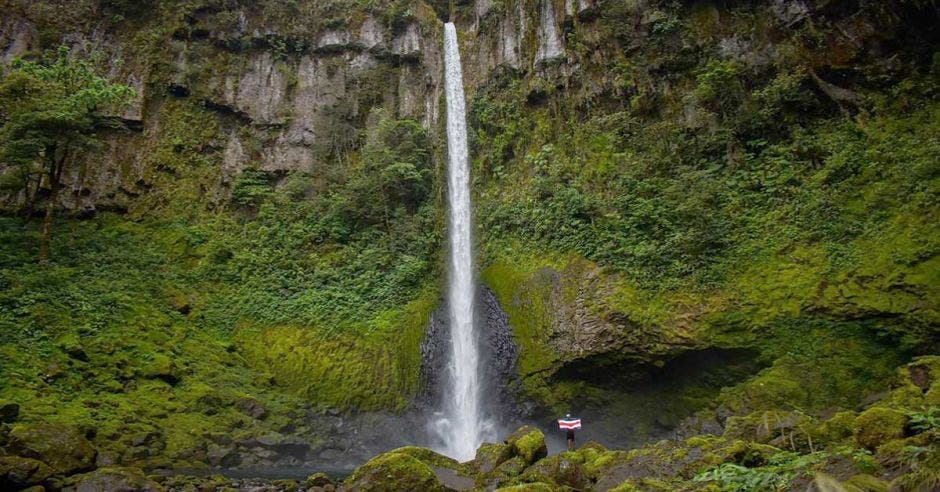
left=431, top=22, right=496, bottom=461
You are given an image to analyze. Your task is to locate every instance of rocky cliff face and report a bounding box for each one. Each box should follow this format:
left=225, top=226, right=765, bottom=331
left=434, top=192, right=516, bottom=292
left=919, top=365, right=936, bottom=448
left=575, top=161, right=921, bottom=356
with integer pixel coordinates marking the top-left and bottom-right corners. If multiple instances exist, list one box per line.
left=0, top=0, right=447, bottom=212
left=1, top=0, right=937, bottom=472
left=0, top=0, right=618, bottom=213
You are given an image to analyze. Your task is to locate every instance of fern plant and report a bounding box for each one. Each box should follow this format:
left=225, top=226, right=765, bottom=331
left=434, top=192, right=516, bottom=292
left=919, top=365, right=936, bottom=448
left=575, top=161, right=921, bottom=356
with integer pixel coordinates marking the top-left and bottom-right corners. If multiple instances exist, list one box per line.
left=693, top=451, right=826, bottom=491
left=907, top=407, right=939, bottom=433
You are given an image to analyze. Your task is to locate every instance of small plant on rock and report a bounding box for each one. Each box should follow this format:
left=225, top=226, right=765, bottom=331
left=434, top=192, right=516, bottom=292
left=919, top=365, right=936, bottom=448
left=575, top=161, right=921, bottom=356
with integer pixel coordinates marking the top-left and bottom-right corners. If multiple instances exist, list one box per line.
left=907, top=406, right=940, bottom=433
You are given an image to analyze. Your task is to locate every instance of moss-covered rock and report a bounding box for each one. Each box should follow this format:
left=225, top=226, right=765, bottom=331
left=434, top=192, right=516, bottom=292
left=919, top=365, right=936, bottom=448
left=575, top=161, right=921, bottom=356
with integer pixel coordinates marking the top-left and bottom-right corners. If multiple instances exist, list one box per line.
left=389, top=446, right=462, bottom=470
left=494, top=483, right=561, bottom=491
left=813, top=411, right=858, bottom=445
left=517, top=451, right=589, bottom=490
left=854, top=407, right=907, bottom=450
left=305, top=472, right=333, bottom=488
left=723, top=410, right=814, bottom=444
left=506, top=426, right=548, bottom=465
left=140, top=354, right=183, bottom=385
left=0, top=456, right=54, bottom=490
left=5, top=423, right=97, bottom=474
left=481, top=455, right=529, bottom=488
left=471, top=442, right=514, bottom=473
left=63, top=466, right=164, bottom=492
left=593, top=436, right=779, bottom=490
left=344, top=451, right=445, bottom=492
left=844, top=474, right=890, bottom=492
left=0, top=400, right=19, bottom=423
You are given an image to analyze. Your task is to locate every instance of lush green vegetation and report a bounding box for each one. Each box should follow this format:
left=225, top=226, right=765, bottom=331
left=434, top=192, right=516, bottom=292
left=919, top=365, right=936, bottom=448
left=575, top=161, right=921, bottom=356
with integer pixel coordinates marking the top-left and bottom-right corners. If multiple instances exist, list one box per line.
left=0, top=47, right=134, bottom=261
left=472, top=0, right=939, bottom=417
left=0, top=0, right=937, bottom=486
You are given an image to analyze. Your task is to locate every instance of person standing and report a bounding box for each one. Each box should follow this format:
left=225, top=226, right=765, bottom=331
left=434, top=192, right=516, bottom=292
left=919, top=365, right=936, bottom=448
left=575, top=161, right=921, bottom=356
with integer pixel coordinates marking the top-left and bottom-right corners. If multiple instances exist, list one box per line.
left=558, top=414, right=582, bottom=451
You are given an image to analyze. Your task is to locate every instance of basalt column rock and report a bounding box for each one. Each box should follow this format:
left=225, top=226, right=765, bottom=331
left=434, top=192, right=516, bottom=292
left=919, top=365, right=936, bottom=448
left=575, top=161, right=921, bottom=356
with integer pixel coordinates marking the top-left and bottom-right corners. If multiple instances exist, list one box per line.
left=420, top=286, right=525, bottom=435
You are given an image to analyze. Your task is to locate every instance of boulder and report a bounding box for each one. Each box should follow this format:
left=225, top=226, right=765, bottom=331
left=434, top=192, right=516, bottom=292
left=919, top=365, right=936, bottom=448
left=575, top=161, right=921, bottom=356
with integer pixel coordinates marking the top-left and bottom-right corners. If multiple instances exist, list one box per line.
left=306, top=472, right=334, bottom=488
left=518, top=452, right=588, bottom=490
left=63, top=466, right=164, bottom=492
left=506, top=426, right=548, bottom=465
left=206, top=444, right=241, bottom=467
left=488, top=456, right=527, bottom=482
left=0, top=400, right=20, bottom=423
left=471, top=442, right=514, bottom=473
left=384, top=447, right=475, bottom=490
left=493, top=483, right=558, bottom=491
left=388, top=446, right=461, bottom=469
left=0, top=456, right=54, bottom=489
left=853, top=407, right=907, bottom=450
left=140, top=354, right=182, bottom=385
left=344, top=451, right=446, bottom=492
left=235, top=397, right=268, bottom=420
left=592, top=436, right=778, bottom=490
left=6, top=424, right=97, bottom=474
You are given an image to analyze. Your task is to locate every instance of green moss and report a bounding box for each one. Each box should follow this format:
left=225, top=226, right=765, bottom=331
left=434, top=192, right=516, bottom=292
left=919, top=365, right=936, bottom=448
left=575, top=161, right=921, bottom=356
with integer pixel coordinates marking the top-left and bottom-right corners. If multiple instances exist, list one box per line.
left=506, top=426, right=548, bottom=465
left=389, top=446, right=466, bottom=472
left=481, top=254, right=561, bottom=405
left=854, top=408, right=907, bottom=450
left=813, top=412, right=857, bottom=445
left=844, top=474, right=890, bottom=492
left=235, top=288, right=436, bottom=411
left=344, top=451, right=445, bottom=492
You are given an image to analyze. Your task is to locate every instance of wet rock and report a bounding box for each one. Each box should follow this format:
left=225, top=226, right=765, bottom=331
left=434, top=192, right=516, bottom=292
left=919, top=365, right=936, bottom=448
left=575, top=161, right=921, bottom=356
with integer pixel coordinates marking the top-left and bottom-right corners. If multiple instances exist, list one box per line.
left=518, top=452, right=588, bottom=490
left=344, top=450, right=446, bottom=492
left=421, top=286, right=522, bottom=429
left=306, top=472, right=334, bottom=488
left=592, top=437, right=778, bottom=489
left=235, top=397, right=268, bottom=420
left=63, top=466, right=163, bottom=492
left=506, top=426, right=548, bottom=465
left=206, top=444, right=241, bottom=467
left=5, top=423, right=97, bottom=474
left=487, top=455, right=527, bottom=483
left=0, top=456, right=54, bottom=489
left=239, top=434, right=309, bottom=459
left=471, top=442, right=514, bottom=473
left=0, top=400, right=19, bottom=423
left=154, top=474, right=232, bottom=491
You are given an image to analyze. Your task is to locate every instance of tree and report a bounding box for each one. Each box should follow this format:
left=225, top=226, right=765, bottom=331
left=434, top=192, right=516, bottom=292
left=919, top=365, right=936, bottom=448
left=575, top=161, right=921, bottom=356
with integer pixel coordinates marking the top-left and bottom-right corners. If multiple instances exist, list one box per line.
left=340, top=117, right=432, bottom=228
left=0, top=47, right=135, bottom=262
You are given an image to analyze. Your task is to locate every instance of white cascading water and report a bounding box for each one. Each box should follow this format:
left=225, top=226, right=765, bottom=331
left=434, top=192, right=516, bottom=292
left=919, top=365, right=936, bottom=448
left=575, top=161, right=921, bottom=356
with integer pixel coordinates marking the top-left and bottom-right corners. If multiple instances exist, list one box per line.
left=433, top=22, right=494, bottom=462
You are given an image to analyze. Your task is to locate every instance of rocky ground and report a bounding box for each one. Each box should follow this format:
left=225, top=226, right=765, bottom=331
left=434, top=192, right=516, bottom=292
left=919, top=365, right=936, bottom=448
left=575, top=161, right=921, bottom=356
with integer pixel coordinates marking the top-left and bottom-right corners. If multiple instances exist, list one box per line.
left=2, top=356, right=936, bottom=491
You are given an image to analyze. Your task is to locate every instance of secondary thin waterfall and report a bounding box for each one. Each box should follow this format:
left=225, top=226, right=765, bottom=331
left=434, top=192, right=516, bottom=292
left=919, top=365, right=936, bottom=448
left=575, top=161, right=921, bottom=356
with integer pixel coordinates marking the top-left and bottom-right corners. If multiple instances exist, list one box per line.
left=433, top=22, right=494, bottom=462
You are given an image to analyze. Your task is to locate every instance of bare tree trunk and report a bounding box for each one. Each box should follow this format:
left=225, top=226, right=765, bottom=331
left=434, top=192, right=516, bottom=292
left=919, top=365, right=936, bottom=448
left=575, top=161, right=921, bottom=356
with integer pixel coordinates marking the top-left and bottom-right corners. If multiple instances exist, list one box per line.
left=39, top=150, right=66, bottom=263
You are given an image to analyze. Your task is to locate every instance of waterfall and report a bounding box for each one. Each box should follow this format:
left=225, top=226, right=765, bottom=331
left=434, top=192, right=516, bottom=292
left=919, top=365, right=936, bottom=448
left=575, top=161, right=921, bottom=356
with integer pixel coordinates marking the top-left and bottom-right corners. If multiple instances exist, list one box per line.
left=432, top=22, right=494, bottom=462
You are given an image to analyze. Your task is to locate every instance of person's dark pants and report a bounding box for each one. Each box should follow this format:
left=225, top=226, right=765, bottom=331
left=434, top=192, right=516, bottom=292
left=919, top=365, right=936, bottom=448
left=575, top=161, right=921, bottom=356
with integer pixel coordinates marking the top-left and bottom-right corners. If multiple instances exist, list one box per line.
left=566, top=430, right=575, bottom=451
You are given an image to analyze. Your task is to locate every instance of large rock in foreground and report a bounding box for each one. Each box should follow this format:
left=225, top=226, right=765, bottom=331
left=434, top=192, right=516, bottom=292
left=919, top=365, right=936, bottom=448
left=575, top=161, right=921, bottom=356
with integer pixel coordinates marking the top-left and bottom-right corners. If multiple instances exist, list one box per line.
left=63, top=466, right=164, bottom=492
left=344, top=450, right=446, bottom=492
left=4, top=424, right=97, bottom=474
left=0, top=456, right=55, bottom=490
left=506, top=426, right=548, bottom=465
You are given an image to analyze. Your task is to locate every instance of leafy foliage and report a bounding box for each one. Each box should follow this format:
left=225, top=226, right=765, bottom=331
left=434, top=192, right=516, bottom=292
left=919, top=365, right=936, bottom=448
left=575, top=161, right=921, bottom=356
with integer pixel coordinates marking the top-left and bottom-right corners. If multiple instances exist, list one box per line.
left=907, top=407, right=940, bottom=433
left=0, top=47, right=135, bottom=169
left=693, top=451, right=825, bottom=491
